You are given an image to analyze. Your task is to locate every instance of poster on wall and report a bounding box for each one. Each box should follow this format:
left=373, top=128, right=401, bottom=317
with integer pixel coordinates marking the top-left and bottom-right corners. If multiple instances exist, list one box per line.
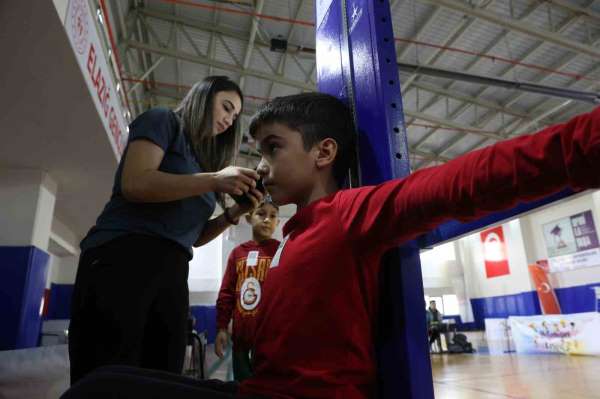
left=509, top=312, right=600, bottom=356
left=481, top=226, right=510, bottom=278
left=542, top=210, right=600, bottom=273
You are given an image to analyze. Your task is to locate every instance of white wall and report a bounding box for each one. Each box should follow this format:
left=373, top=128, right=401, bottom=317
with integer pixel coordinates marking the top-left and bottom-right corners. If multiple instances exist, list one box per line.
left=424, top=190, right=600, bottom=304
left=51, top=0, right=69, bottom=23
left=50, top=218, right=80, bottom=256
left=420, top=242, right=456, bottom=294
left=457, top=219, right=532, bottom=299
left=32, top=174, right=58, bottom=251
left=189, top=235, right=223, bottom=292
left=421, top=242, right=475, bottom=320
left=0, top=169, right=57, bottom=250
left=46, top=255, right=78, bottom=288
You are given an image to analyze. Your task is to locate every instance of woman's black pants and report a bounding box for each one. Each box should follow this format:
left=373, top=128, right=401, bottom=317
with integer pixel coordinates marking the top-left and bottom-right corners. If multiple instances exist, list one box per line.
left=68, top=234, right=190, bottom=385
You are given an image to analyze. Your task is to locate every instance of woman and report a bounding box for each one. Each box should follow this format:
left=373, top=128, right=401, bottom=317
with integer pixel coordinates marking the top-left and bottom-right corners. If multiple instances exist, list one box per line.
left=68, top=76, right=262, bottom=385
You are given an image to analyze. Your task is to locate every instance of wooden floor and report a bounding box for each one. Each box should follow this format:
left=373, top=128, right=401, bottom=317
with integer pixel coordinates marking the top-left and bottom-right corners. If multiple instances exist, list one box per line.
left=1, top=346, right=599, bottom=398
left=432, top=353, right=600, bottom=399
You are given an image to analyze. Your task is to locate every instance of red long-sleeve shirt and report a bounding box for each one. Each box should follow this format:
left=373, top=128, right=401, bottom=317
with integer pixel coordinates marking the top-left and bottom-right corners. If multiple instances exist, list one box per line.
left=240, top=107, right=600, bottom=398
left=216, top=239, right=280, bottom=351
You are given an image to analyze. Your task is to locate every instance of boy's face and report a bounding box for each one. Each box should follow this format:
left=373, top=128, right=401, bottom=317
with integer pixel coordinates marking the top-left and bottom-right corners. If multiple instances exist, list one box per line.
left=247, top=203, right=279, bottom=239
left=255, top=122, right=320, bottom=206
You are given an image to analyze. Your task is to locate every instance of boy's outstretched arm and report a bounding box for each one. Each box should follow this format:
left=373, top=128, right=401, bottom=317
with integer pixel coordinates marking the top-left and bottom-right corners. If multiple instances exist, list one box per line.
left=215, top=251, right=237, bottom=357
left=337, top=106, right=600, bottom=251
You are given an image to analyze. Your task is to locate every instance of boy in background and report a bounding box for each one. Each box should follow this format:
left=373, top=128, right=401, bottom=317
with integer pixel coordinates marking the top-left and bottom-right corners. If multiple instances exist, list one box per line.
left=215, top=201, right=280, bottom=381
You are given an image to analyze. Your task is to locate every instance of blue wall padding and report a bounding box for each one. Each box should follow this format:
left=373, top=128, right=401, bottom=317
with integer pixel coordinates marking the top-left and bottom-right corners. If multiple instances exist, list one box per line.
left=38, top=282, right=600, bottom=336
left=46, top=283, right=74, bottom=320
left=43, top=285, right=220, bottom=345
left=470, top=291, right=541, bottom=329
left=189, top=305, right=217, bottom=344
left=0, top=246, right=49, bottom=350
left=468, top=282, right=600, bottom=329
left=555, top=282, right=600, bottom=314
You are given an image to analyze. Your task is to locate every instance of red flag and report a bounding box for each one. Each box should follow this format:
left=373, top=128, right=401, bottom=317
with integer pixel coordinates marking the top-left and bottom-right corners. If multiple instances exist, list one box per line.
left=528, top=260, right=561, bottom=314
left=481, top=226, right=510, bottom=278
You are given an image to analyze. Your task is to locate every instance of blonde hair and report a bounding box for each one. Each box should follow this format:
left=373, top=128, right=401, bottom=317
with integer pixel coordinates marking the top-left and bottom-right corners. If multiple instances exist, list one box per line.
left=174, top=76, right=243, bottom=173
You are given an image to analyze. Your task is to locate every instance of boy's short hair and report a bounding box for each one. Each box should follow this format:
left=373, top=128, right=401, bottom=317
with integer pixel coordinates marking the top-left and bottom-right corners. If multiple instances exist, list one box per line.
left=250, top=199, right=279, bottom=215
left=260, top=199, right=279, bottom=211
left=249, top=92, right=356, bottom=185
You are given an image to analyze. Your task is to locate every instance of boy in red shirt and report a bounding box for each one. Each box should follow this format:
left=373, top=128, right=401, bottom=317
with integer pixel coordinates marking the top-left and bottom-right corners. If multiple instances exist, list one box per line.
left=238, top=94, right=600, bottom=399
left=215, top=201, right=280, bottom=381
left=61, top=94, right=600, bottom=399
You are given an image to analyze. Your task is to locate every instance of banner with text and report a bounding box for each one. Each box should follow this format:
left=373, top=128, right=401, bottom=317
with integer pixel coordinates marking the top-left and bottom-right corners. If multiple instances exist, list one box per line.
left=509, top=312, right=600, bottom=356
left=542, top=210, right=600, bottom=273
left=65, top=0, right=128, bottom=158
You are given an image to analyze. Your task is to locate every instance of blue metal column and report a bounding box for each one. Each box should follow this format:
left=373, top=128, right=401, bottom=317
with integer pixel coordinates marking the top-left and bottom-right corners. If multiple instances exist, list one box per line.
left=316, top=1, right=433, bottom=398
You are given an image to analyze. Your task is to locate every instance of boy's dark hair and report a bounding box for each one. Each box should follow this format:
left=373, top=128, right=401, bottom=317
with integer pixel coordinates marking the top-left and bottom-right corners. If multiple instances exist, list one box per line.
left=255, top=199, right=279, bottom=212
left=249, top=92, right=356, bottom=185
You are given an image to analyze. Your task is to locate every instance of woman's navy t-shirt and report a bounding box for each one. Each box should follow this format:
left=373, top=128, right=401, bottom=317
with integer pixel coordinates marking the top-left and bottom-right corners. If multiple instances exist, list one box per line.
left=80, top=108, right=216, bottom=258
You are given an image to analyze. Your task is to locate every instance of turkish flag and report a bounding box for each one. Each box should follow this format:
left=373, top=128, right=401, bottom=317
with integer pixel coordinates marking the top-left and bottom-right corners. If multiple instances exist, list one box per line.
left=529, top=260, right=561, bottom=314
left=481, top=226, right=510, bottom=278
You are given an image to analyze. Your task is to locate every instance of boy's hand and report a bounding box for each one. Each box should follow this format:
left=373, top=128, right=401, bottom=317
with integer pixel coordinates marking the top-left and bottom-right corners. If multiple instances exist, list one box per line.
left=215, top=329, right=229, bottom=358
left=212, top=166, right=260, bottom=196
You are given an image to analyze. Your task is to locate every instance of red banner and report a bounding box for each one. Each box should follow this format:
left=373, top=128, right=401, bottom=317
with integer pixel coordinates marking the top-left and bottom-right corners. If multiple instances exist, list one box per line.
left=528, top=260, right=561, bottom=314
left=481, top=226, right=510, bottom=278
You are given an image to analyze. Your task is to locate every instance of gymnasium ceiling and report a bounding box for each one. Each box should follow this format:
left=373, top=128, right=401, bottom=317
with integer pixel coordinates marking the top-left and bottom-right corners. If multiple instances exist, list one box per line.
left=103, top=0, right=600, bottom=171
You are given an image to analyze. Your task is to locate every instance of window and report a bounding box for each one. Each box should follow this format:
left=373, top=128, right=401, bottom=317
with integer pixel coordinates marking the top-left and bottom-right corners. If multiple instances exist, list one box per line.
left=442, top=295, right=459, bottom=315
left=424, top=294, right=460, bottom=316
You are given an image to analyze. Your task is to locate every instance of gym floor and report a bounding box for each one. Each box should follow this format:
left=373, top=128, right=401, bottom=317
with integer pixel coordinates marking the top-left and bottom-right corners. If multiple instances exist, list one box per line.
left=1, top=345, right=599, bottom=398
left=432, top=353, right=600, bottom=398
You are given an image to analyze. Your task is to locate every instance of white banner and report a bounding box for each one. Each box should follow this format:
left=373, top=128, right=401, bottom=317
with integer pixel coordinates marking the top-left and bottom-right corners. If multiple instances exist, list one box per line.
left=547, top=248, right=600, bottom=273
left=509, top=312, right=600, bottom=356
left=484, top=318, right=514, bottom=355
left=65, top=0, right=128, bottom=159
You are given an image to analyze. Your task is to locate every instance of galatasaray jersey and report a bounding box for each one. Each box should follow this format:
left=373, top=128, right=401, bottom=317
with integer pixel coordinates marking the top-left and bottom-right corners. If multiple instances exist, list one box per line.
left=216, top=239, right=280, bottom=350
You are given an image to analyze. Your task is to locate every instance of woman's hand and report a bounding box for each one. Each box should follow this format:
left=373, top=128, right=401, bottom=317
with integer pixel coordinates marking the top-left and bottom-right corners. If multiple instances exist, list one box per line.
left=212, top=166, right=260, bottom=196
left=228, top=188, right=264, bottom=219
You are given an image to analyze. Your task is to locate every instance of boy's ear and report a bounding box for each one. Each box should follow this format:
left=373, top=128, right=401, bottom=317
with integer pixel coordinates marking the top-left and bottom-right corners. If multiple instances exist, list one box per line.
left=314, top=138, right=338, bottom=169
left=245, top=213, right=252, bottom=223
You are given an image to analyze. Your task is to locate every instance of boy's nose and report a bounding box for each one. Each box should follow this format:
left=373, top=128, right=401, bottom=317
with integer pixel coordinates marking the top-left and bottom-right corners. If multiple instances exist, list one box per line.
left=256, top=159, right=268, bottom=176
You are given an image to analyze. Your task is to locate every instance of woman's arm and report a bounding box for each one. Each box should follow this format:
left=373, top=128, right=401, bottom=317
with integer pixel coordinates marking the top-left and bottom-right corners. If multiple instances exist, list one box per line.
left=194, top=189, right=263, bottom=247
left=121, top=140, right=258, bottom=203
left=194, top=210, right=235, bottom=247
